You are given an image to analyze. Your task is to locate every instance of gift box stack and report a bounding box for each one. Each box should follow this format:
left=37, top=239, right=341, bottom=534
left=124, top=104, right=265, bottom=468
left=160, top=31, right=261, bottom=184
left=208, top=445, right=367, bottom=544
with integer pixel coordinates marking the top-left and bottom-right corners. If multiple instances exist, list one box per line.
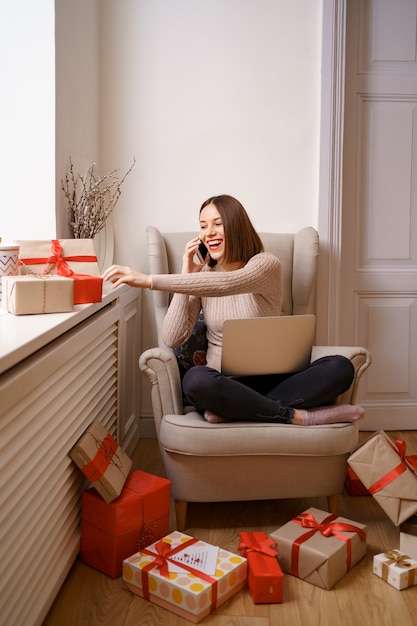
left=2, top=239, right=103, bottom=314
left=347, top=430, right=417, bottom=590
left=69, top=421, right=170, bottom=579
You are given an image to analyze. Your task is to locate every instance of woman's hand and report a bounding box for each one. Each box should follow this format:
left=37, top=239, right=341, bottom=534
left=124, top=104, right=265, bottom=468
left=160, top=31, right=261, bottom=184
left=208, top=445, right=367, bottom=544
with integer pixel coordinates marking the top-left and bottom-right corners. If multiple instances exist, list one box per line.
left=182, top=237, right=207, bottom=274
left=101, top=264, right=152, bottom=289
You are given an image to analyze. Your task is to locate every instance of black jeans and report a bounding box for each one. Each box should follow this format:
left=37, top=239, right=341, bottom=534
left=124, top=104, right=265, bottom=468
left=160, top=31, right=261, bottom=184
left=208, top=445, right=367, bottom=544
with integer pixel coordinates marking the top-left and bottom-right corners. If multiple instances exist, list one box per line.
left=182, top=355, right=355, bottom=423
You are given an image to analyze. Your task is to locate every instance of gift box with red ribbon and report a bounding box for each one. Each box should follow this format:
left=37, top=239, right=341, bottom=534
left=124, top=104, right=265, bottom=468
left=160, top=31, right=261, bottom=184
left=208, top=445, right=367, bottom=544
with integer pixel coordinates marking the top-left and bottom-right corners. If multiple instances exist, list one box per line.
left=348, top=430, right=417, bottom=525
left=81, top=470, right=170, bottom=578
left=400, top=515, right=417, bottom=560
left=123, top=531, right=247, bottom=623
left=16, top=239, right=103, bottom=304
left=69, top=420, right=132, bottom=503
left=270, top=507, right=367, bottom=590
left=238, top=531, right=283, bottom=603
left=344, top=466, right=370, bottom=496
left=373, top=549, right=417, bottom=590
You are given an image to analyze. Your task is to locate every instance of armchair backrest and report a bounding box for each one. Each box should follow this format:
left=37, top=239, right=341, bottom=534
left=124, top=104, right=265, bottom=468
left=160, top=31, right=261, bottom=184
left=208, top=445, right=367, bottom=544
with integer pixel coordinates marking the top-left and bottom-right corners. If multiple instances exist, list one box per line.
left=146, top=226, right=319, bottom=346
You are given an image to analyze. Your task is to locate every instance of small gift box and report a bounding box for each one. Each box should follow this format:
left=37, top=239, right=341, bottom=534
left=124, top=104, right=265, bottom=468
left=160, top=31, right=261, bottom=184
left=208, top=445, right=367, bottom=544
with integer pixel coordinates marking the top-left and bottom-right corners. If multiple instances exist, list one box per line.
left=123, top=531, right=247, bottom=623
left=348, top=430, right=417, bottom=525
left=17, top=239, right=103, bottom=304
left=69, top=421, right=132, bottom=503
left=238, top=531, right=283, bottom=603
left=373, top=550, right=417, bottom=590
left=270, top=507, right=367, bottom=590
left=400, top=515, right=417, bottom=560
left=345, top=466, right=370, bottom=496
left=81, top=470, right=170, bottom=578
left=1, top=275, right=74, bottom=314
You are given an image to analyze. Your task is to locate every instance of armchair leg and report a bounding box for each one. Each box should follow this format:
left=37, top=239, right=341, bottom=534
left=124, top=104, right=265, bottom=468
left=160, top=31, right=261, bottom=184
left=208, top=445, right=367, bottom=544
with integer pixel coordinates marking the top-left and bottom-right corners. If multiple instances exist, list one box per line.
left=327, top=494, right=339, bottom=514
left=175, top=500, right=188, bottom=531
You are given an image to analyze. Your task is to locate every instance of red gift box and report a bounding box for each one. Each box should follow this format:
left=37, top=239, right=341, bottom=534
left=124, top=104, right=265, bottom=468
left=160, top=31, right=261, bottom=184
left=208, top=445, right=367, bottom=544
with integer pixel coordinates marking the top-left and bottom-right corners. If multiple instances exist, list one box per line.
left=81, top=470, right=170, bottom=578
left=345, top=466, right=370, bottom=496
left=72, top=274, right=102, bottom=304
left=239, top=531, right=283, bottom=603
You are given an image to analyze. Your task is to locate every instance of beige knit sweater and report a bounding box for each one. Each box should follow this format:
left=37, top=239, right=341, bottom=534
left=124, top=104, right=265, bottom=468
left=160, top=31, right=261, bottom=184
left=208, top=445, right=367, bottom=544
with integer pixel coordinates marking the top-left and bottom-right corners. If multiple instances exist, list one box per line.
left=151, top=252, right=282, bottom=372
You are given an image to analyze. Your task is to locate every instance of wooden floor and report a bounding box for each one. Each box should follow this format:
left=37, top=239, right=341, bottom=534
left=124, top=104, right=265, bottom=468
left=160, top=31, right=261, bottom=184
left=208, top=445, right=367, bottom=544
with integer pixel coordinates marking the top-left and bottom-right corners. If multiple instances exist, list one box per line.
left=44, top=431, right=417, bottom=626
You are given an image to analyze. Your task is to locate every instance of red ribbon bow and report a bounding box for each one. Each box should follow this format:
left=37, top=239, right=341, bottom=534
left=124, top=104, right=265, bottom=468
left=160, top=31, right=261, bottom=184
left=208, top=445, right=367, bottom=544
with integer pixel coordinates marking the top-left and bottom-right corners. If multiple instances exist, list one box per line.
left=238, top=535, right=278, bottom=558
left=291, top=513, right=366, bottom=578
left=19, top=239, right=98, bottom=276
left=139, top=538, right=218, bottom=611
left=368, top=438, right=417, bottom=495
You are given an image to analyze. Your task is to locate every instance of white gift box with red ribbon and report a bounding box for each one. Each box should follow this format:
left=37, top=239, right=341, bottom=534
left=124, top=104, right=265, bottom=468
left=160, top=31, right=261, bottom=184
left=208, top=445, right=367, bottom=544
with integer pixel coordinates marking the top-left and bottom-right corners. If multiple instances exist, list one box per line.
left=16, top=239, right=103, bottom=304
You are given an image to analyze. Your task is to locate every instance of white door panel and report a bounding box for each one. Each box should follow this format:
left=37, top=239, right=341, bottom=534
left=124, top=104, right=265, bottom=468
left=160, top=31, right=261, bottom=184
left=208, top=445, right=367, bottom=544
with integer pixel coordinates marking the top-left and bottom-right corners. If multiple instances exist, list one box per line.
left=341, top=0, right=417, bottom=428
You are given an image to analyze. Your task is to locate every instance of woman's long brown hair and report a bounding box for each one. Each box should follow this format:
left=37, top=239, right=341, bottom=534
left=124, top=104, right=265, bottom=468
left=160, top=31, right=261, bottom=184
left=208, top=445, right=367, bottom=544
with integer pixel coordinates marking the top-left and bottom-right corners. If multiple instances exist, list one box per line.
left=200, top=195, right=263, bottom=267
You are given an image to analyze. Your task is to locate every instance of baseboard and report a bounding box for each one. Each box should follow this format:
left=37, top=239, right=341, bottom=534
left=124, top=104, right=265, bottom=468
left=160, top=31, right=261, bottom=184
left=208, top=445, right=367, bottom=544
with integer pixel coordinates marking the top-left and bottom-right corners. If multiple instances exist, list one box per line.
left=140, top=414, right=157, bottom=438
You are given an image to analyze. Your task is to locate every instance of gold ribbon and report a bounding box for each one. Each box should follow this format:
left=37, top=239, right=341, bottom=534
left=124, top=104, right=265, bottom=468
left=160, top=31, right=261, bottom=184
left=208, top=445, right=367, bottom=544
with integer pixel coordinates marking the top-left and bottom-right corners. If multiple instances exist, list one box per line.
left=383, top=550, right=411, bottom=568
left=382, top=550, right=416, bottom=587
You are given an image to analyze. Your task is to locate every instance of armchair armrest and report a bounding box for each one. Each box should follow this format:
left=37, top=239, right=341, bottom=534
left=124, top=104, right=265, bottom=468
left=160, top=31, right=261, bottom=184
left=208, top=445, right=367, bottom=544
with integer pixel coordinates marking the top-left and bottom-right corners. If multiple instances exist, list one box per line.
left=139, top=347, right=184, bottom=435
left=311, top=345, right=372, bottom=405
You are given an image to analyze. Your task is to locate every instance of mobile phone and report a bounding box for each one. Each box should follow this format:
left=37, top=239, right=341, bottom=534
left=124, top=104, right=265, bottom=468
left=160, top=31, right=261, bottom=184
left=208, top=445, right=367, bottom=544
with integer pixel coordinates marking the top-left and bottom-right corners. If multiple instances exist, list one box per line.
left=196, top=241, right=208, bottom=263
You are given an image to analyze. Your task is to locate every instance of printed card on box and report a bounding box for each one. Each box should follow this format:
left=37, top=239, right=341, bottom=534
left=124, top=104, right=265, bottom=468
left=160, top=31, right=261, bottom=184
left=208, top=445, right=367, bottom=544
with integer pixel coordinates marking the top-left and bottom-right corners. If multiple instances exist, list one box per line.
left=238, top=531, right=283, bottom=603
left=69, top=421, right=132, bottom=503
left=123, top=531, right=247, bottom=623
left=373, top=550, right=417, bottom=590
left=348, top=430, right=417, bottom=525
left=270, top=507, right=367, bottom=590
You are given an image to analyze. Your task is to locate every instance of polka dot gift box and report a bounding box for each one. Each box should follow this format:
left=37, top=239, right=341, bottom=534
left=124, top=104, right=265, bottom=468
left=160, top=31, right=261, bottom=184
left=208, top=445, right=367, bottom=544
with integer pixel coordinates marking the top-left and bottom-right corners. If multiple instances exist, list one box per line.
left=122, top=531, right=247, bottom=623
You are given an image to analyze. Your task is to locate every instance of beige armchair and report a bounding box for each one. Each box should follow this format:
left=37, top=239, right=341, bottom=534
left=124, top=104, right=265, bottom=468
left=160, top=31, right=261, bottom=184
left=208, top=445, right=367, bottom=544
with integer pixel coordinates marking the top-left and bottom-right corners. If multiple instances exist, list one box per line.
left=139, top=226, right=371, bottom=531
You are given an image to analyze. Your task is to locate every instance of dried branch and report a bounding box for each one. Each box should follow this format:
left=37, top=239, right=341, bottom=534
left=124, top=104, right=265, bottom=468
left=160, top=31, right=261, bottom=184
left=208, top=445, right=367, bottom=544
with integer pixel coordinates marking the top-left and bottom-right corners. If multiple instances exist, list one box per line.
left=61, top=157, right=136, bottom=239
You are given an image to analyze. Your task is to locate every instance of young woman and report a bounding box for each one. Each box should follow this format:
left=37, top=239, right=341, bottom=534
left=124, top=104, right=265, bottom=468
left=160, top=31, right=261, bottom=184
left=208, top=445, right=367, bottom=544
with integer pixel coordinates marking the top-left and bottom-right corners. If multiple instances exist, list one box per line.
left=102, top=194, right=364, bottom=425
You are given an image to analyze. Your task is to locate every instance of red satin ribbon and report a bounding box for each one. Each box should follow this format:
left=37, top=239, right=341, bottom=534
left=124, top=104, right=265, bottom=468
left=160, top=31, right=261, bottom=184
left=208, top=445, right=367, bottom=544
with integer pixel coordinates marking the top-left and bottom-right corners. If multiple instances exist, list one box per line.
left=19, top=239, right=98, bottom=276
left=291, top=513, right=366, bottom=578
left=140, top=538, right=218, bottom=611
left=238, top=533, right=278, bottom=558
left=82, top=433, right=119, bottom=483
left=368, top=438, right=417, bottom=495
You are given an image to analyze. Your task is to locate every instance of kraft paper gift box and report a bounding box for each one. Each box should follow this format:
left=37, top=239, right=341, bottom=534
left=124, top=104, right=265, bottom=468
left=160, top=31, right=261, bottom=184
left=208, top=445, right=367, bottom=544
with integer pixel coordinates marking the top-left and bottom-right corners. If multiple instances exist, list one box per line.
left=69, top=421, right=132, bottom=503
left=373, top=550, right=417, bottom=590
left=81, top=470, right=170, bottom=578
left=123, top=531, right=247, bottom=623
left=17, top=238, right=103, bottom=304
left=400, top=515, right=417, bottom=560
left=1, top=275, right=73, bottom=314
left=270, top=507, right=367, bottom=590
left=347, top=430, right=417, bottom=525
left=344, top=466, right=370, bottom=496
left=238, top=531, right=283, bottom=603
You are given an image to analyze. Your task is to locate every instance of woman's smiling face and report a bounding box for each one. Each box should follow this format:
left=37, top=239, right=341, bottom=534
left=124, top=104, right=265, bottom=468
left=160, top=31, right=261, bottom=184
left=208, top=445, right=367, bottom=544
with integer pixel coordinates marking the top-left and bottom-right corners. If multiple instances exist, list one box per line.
left=199, top=203, right=225, bottom=264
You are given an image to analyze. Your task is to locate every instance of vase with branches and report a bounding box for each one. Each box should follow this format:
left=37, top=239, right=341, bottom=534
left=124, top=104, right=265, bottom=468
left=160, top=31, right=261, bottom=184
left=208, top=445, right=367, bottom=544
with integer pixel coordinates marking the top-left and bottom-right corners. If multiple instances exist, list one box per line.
left=61, top=157, right=136, bottom=239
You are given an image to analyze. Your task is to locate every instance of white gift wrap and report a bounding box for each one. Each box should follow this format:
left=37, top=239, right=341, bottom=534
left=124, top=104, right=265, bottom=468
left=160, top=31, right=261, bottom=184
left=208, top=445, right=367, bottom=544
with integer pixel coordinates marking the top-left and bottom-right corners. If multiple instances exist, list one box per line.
left=400, top=515, right=417, bottom=560
left=1, top=275, right=74, bottom=314
left=373, top=550, right=417, bottom=590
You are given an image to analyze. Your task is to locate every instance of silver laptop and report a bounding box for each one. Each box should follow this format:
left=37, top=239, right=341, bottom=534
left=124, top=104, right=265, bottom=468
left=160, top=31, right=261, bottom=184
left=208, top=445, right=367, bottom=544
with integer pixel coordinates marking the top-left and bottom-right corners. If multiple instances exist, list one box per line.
left=221, top=315, right=316, bottom=377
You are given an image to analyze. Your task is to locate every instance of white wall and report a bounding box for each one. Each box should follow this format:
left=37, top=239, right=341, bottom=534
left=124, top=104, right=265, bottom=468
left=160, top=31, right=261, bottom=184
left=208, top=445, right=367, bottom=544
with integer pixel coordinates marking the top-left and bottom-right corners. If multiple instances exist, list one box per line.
left=98, top=0, right=322, bottom=421
left=55, top=0, right=101, bottom=237
left=2, top=0, right=323, bottom=423
left=99, top=0, right=322, bottom=270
